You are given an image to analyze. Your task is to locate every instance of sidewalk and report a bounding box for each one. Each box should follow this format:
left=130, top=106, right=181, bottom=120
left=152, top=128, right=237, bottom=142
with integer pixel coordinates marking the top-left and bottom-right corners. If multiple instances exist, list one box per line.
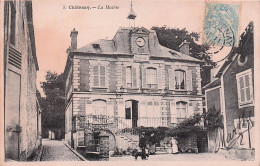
left=40, top=139, right=82, bottom=161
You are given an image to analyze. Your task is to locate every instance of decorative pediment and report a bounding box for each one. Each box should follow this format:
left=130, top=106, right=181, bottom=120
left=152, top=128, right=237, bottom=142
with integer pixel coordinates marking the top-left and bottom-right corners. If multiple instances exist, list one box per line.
left=129, top=27, right=150, bottom=35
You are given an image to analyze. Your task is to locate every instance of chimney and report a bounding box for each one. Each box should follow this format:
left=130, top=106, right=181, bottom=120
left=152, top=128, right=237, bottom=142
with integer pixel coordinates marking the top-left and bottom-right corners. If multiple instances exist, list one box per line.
left=66, top=46, right=71, bottom=55
left=70, top=28, right=78, bottom=51
left=179, top=40, right=190, bottom=55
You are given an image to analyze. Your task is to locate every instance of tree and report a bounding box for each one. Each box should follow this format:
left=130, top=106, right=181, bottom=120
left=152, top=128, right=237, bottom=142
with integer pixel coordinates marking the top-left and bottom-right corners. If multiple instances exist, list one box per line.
left=39, top=71, right=65, bottom=139
left=204, top=106, right=223, bottom=131
left=236, top=21, right=253, bottom=62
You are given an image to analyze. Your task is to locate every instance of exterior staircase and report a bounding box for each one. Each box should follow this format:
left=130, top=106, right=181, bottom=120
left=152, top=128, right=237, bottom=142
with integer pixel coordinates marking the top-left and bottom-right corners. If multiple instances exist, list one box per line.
left=115, top=130, right=139, bottom=151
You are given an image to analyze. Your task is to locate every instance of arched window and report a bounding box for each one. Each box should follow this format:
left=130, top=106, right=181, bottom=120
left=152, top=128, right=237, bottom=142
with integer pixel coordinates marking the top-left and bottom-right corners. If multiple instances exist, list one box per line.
left=93, top=100, right=106, bottom=115
left=175, top=70, right=186, bottom=90
left=176, top=101, right=187, bottom=121
left=147, top=68, right=157, bottom=88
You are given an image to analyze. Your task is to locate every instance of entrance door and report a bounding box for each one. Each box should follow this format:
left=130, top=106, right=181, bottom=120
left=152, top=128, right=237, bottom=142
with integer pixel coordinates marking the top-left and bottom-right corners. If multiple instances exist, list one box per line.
left=132, top=101, right=138, bottom=127
left=5, top=69, right=21, bottom=160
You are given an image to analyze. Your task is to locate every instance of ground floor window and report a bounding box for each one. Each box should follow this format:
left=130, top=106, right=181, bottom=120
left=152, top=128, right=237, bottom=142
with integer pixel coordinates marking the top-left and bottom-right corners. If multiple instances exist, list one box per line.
left=176, top=101, right=187, bottom=120
left=93, top=99, right=107, bottom=116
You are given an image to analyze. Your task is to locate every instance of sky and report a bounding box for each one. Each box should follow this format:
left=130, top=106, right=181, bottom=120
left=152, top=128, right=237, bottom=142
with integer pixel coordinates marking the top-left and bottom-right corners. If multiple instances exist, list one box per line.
left=32, top=0, right=260, bottom=96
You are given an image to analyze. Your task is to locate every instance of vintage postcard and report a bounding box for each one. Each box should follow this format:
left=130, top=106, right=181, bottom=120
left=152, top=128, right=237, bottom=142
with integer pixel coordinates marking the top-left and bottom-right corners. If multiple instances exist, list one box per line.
left=0, top=0, right=259, bottom=165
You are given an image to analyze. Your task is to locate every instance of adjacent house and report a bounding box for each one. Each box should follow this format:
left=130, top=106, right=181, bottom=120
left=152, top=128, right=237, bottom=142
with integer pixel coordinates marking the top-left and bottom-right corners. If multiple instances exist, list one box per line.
left=3, top=1, right=42, bottom=161
left=204, top=22, right=255, bottom=155
left=64, top=5, right=204, bottom=151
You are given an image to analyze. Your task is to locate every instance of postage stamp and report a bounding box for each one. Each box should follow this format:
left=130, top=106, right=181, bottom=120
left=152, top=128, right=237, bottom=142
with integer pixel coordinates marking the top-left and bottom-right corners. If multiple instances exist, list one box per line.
left=203, top=3, right=240, bottom=47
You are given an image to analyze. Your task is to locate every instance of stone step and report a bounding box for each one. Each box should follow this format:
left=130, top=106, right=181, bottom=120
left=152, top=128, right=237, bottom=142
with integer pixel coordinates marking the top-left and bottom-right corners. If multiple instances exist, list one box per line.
left=156, top=147, right=171, bottom=151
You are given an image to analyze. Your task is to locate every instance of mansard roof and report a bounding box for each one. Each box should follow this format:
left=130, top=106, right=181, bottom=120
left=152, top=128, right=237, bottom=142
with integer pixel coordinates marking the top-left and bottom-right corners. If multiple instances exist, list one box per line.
left=75, top=27, right=202, bottom=63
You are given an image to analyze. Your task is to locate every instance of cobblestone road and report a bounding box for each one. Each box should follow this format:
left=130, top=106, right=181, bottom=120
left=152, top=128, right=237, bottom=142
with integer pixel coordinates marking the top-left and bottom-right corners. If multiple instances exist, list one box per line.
left=41, top=139, right=81, bottom=161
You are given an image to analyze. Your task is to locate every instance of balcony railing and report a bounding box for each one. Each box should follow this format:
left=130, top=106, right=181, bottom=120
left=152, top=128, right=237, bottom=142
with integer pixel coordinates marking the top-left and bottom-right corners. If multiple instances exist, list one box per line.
left=74, top=115, right=188, bottom=131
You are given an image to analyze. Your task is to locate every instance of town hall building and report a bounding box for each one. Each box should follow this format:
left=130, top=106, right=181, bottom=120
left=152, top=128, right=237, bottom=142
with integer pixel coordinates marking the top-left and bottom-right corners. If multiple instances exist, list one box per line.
left=64, top=5, right=204, bottom=151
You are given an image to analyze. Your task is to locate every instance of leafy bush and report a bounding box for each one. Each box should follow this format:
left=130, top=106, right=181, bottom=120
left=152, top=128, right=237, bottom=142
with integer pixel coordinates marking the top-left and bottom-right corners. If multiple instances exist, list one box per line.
left=168, top=113, right=204, bottom=137
left=204, top=106, right=223, bottom=131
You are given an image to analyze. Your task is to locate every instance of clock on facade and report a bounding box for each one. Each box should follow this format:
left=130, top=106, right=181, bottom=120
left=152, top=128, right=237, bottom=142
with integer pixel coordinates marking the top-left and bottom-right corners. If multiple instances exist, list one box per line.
left=135, top=37, right=145, bottom=47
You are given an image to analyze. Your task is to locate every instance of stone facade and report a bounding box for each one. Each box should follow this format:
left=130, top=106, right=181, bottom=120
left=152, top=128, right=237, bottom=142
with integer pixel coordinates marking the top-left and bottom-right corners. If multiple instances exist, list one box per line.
left=3, top=1, right=42, bottom=161
left=64, top=26, right=204, bottom=151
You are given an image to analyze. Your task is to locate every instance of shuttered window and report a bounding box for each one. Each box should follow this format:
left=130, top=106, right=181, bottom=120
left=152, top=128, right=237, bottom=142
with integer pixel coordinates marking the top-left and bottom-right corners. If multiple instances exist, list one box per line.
left=175, top=70, right=185, bottom=90
left=176, top=101, right=187, bottom=122
left=126, top=66, right=132, bottom=88
left=236, top=69, right=253, bottom=108
left=147, top=68, right=157, bottom=89
left=93, top=65, right=106, bottom=87
left=122, top=66, right=137, bottom=88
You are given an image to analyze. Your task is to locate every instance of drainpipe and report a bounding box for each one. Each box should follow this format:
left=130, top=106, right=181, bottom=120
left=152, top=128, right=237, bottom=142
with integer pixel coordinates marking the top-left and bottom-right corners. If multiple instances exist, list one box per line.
left=247, top=118, right=251, bottom=148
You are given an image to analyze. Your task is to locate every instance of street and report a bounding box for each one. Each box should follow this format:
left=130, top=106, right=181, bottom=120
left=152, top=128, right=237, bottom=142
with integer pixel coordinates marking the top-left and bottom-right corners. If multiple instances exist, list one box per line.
left=40, top=139, right=81, bottom=161
left=40, top=139, right=243, bottom=162
left=110, top=152, right=240, bottom=161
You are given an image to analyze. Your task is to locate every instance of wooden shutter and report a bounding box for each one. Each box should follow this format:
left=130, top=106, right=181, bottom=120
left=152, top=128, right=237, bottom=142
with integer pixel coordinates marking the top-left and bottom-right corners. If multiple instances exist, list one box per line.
left=248, top=73, right=254, bottom=102
left=170, top=101, right=177, bottom=123
left=154, top=101, right=161, bottom=127
left=93, top=65, right=99, bottom=86
left=245, top=74, right=251, bottom=102
left=121, top=66, right=126, bottom=88
left=186, top=70, right=192, bottom=91
left=147, top=101, right=154, bottom=118
left=157, top=68, right=162, bottom=89
left=239, top=76, right=245, bottom=103
left=187, top=102, right=193, bottom=117
left=85, top=100, right=92, bottom=115
left=142, top=67, right=147, bottom=88
left=107, top=100, right=114, bottom=118
left=139, top=101, right=146, bottom=126
left=117, top=100, right=125, bottom=118
left=100, top=65, right=106, bottom=87
left=169, top=69, right=175, bottom=90
left=236, top=75, right=242, bottom=104
left=154, top=101, right=160, bottom=117
left=132, top=67, right=137, bottom=88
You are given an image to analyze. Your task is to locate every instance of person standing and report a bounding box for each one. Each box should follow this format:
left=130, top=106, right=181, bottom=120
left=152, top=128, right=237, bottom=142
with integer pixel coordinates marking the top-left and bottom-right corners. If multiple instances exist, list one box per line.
left=148, top=132, right=156, bottom=154
left=139, top=132, right=147, bottom=159
left=170, top=137, right=178, bottom=154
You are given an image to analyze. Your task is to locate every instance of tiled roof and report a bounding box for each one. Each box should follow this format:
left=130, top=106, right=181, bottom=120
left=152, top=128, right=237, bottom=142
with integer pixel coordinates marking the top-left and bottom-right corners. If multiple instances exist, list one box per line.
left=156, top=45, right=202, bottom=62
left=202, top=78, right=221, bottom=90
left=75, top=27, right=203, bottom=63
left=75, top=39, right=116, bottom=54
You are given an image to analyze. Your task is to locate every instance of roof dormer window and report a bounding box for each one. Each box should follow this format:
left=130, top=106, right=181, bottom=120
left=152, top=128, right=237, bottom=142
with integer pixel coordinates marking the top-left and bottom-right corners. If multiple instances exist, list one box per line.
left=92, top=44, right=102, bottom=52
